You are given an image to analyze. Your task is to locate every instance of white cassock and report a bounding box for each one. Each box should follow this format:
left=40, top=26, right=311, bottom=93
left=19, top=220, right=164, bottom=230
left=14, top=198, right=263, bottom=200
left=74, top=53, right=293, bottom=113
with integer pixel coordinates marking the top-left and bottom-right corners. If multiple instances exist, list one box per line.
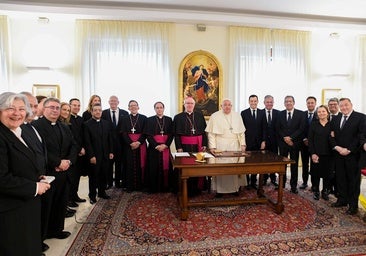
left=205, top=110, right=247, bottom=193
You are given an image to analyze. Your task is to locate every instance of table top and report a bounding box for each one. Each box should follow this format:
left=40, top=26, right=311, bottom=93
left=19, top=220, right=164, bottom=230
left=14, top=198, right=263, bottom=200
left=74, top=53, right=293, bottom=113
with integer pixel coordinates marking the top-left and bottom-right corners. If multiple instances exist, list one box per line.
left=171, top=150, right=294, bottom=168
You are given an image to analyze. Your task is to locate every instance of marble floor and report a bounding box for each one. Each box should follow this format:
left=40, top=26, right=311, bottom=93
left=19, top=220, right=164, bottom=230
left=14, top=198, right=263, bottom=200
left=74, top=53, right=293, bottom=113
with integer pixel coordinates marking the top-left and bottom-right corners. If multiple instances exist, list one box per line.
left=45, top=170, right=366, bottom=256
left=44, top=176, right=94, bottom=256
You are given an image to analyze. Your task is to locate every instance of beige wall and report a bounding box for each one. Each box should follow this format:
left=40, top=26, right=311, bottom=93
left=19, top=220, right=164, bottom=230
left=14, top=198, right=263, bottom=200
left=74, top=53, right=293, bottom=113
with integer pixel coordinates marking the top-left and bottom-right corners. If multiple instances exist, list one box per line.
left=7, top=18, right=364, bottom=114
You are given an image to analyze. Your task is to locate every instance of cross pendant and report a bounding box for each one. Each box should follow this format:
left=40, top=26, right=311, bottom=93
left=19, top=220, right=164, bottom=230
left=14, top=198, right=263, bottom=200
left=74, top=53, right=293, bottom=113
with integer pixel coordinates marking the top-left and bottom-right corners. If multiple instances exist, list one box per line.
left=191, top=128, right=195, bottom=134
left=160, top=130, right=164, bottom=136
left=131, top=128, right=136, bottom=133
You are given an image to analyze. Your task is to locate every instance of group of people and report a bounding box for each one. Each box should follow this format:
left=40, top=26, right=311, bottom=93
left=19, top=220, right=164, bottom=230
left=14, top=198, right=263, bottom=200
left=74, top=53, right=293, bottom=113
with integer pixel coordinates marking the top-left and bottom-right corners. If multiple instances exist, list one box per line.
left=0, top=90, right=365, bottom=256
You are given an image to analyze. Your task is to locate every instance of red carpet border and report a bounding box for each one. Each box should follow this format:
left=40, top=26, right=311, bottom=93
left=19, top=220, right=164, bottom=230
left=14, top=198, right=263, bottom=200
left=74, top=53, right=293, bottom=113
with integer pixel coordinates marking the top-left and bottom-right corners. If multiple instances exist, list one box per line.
left=67, top=188, right=366, bottom=255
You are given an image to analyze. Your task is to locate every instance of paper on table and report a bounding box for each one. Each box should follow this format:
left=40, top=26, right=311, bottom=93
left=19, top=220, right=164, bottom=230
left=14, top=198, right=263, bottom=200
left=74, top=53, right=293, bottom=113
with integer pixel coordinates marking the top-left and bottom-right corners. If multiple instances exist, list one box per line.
left=172, top=152, right=190, bottom=157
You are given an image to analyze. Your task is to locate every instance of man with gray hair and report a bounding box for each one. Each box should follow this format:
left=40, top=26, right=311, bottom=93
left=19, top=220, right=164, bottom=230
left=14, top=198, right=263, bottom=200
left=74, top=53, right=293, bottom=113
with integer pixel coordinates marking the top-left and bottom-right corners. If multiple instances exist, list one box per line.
left=206, top=98, right=247, bottom=197
left=33, top=98, right=78, bottom=239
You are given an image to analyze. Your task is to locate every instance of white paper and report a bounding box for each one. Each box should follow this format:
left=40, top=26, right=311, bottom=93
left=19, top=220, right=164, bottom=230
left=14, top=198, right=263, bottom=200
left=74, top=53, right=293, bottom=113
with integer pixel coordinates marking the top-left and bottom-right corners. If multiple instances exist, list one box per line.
left=172, top=152, right=190, bottom=157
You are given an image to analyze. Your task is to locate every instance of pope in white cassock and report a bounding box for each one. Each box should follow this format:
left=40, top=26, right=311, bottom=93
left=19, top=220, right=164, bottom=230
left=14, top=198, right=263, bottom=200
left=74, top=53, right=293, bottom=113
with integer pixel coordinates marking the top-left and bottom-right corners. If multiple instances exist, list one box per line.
left=205, top=99, right=247, bottom=196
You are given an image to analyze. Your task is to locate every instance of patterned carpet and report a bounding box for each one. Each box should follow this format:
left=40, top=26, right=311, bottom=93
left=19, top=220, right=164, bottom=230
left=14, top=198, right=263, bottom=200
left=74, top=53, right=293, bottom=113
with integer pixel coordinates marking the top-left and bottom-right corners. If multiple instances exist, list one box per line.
left=66, top=187, right=366, bottom=255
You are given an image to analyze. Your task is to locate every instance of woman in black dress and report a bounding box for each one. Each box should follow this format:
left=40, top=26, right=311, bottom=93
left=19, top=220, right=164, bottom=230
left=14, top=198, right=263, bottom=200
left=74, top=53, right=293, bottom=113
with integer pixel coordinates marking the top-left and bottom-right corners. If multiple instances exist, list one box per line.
left=308, top=105, right=332, bottom=200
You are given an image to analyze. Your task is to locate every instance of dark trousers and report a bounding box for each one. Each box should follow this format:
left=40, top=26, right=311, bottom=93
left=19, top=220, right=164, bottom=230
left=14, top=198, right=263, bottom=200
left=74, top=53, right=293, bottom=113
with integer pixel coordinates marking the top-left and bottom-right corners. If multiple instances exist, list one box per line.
left=335, top=154, right=361, bottom=208
left=300, top=143, right=310, bottom=185
left=67, top=165, right=80, bottom=201
left=88, top=159, right=109, bottom=198
left=107, top=152, right=123, bottom=187
left=43, top=171, right=68, bottom=236
left=279, top=145, right=300, bottom=189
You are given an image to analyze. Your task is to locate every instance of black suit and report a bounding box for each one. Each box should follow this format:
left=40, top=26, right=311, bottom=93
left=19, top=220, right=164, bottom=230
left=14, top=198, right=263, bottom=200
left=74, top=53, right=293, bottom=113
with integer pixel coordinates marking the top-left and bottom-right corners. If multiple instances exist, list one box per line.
left=69, top=114, right=86, bottom=200
left=102, top=108, right=128, bottom=187
left=330, top=111, right=365, bottom=209
left=241, top=108, right=266, bottom=186
left=276, top=108, right=306, bottom=189
left=360, top=118, right=366, bottom=170
left=32, top=117, right=78, bottom=237
left=0, top=122, right=43, bottom=255
left=263, top=108, right=280, bottom=183
left=300, top=110, right=317, bottom=187
left=84, top=118, right=114, bottom=198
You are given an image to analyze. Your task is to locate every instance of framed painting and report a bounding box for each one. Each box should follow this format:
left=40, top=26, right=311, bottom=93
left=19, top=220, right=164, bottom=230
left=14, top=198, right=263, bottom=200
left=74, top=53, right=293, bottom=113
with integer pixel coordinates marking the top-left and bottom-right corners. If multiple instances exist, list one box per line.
left=179, top=50, right=222, bottom=118
left=32, top=84, right=60, bottom=98
left=322, top=89, right=341, bottom=104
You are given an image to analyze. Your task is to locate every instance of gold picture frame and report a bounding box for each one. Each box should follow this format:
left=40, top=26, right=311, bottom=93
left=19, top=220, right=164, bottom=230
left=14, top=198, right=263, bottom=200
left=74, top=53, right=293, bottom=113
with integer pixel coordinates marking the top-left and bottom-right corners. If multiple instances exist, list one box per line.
left=32, top=84, right=60, bottom=98
left=322, top=89, right=341, bottom=105
left=179, top=50, right=222, bottom=118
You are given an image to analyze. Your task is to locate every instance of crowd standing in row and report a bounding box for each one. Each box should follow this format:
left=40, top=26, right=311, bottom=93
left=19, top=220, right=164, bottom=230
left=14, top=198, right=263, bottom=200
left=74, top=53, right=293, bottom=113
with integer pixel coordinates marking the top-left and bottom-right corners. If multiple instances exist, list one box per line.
left=0, top=91, right=365, bottom=256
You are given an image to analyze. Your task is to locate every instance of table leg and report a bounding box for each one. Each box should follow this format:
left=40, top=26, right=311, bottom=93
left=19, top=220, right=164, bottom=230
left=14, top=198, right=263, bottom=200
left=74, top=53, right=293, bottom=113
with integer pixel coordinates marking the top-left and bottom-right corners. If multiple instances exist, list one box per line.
left=257, top=174, right=265, bottom=197
left=180, top=178, right=189, bottom=220
left=275, top=173, right=285, bottom=213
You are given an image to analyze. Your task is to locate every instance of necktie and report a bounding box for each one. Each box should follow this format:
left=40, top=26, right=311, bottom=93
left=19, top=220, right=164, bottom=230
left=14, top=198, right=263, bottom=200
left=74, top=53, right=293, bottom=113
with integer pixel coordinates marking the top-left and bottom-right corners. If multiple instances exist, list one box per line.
left=287, top=112, right=292, bottom=124
left=340, top=115, right=347, bottom=129
left=331, top=114, right=335, bottom=121
left=308, top=112, right=313, bottom=124
left=252, top=109, right=256, bottom=120
left=267, top=110, right=272, bottom=125
left=112, top=110, right=117, bottom=127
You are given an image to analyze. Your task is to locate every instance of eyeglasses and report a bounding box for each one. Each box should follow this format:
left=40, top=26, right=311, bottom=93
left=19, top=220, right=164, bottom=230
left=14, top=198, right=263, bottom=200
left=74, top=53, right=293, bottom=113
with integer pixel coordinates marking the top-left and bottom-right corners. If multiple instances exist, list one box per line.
left=44, top=106, right=61, bottom=111
left=5, top=107, right=27, bottom=113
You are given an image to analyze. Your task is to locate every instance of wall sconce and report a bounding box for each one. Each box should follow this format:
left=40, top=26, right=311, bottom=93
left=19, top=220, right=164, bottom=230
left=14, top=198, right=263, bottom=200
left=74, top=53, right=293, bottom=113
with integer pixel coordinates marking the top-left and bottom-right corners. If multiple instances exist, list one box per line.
left=196, top=24, right=206, bottom=32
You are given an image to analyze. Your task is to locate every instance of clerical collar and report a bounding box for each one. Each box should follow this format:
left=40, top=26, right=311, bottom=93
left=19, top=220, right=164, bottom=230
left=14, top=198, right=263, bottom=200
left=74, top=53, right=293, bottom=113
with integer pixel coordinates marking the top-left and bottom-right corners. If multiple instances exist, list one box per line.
left=93, top=118, right=101, bottom=122
left=186, top=111, right=193, bottom=115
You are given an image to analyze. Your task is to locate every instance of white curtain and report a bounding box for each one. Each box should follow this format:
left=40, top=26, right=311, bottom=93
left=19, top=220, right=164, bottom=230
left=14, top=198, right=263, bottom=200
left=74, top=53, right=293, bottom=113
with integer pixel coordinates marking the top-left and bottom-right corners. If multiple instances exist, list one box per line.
left=229, top=26, right=311, bottom=110
left=0, top=16, right=10, bottom=92
left=356, top=35, right=366, bottom=113
left=75, top=20, right=175, bottom=116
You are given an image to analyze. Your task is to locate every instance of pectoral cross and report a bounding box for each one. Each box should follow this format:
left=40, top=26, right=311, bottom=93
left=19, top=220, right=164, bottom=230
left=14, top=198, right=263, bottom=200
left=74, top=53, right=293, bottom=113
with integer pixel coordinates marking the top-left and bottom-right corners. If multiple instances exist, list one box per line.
left=191, top=128, right=196, bottom=134
left=160, top=130, right=164, bottom=136
left=131, top=128, right=136, bottom=133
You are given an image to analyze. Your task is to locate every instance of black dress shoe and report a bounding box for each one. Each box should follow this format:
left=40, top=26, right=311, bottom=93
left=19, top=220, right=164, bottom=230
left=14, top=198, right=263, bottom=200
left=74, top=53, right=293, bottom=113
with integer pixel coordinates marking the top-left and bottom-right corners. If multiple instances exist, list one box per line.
left=48, top=231, right=71, bottom=239
left=299, top=183, right=307, bottom=189
left=251, top=184, right=258, bottom=190
left=331, top=201, right=347, bottom=207
left=42, top=242, right=49, bottom=252
left=215, top=193, right=223, bottom=198
left=67, top=207, right=76, bottom=213
left=271, top=181, right=279, bottom=188
left=313, top=192, right=320, bottom=200
left=74, top=196, right=86, bottom=203
left=105, top=185, right=112, bottom=190
left=68, top=201, right=79, bottom=208
left=321, top=191, right=329, bottom=201
left=290, top=188, right=298, bottom=194
left=346, top=207, right=358, bottom=215
left=98, top=194, right=111, bottom=199
left=65, top=211, right=74, bottom=218
left=90, top=197, right=96, bottom=204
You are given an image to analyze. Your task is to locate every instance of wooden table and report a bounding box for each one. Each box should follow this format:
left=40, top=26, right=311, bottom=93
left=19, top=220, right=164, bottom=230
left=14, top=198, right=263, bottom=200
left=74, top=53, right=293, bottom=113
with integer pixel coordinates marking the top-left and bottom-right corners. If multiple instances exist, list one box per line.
left=171, top=150, right=294, bottom=220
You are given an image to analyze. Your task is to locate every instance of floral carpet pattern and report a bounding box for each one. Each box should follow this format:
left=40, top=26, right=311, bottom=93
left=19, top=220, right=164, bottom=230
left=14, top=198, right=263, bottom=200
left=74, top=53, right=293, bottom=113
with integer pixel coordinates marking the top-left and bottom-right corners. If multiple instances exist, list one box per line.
left=67, top=187, right=366, bottom=255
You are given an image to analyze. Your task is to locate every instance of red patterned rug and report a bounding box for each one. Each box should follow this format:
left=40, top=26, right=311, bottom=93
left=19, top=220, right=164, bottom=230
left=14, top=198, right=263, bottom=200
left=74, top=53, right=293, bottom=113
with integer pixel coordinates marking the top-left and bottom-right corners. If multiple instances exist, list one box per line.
left=67, top=187, right=366, bottom=255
